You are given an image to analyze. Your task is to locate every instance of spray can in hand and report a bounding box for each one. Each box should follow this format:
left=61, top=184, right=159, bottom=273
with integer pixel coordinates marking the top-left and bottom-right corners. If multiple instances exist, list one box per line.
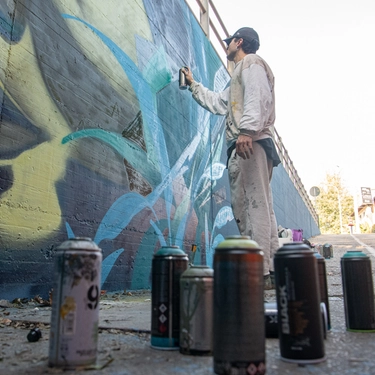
left=179, top=67, right=188, bottom=90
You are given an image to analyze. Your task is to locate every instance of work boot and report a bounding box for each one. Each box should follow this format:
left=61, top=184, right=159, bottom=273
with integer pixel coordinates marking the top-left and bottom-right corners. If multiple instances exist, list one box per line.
left=264, top=274, right=275, bottom=290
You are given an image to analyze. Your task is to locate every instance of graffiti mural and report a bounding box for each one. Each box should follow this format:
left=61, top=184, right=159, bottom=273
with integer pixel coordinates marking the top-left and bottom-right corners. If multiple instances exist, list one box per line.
left=0, top=0, right=239, bottom=299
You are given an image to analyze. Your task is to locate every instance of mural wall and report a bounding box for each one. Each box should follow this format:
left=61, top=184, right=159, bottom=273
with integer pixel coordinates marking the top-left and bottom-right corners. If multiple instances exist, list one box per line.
left=0, top=0, right=240, bottom=300
left=0, top=0, right=319, bottom=300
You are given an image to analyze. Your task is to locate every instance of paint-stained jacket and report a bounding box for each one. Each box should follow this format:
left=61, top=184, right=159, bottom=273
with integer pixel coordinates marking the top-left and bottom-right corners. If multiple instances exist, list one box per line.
left=189, top=53, right=275, bottom=148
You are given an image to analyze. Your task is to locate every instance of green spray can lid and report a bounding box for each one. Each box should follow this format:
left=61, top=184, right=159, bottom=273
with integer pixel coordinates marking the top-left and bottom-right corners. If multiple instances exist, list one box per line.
left=154, top=245, right=187, bottom=257
left=215, top=235, right=260, bottom=251
left=181, top=265, right=214, bottom=278
left=341, top=250, right=368, bottom=259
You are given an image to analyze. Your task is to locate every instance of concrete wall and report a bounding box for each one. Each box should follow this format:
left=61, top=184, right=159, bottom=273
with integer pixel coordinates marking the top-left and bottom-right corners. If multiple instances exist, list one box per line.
left=272, top=166, right=320, bottom=239
left=0, top=0, right=318, bottom=300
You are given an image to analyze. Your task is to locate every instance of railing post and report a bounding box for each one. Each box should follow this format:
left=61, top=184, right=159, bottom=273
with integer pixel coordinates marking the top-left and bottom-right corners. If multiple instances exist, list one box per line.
left=200, top=0, right=209, bottom=37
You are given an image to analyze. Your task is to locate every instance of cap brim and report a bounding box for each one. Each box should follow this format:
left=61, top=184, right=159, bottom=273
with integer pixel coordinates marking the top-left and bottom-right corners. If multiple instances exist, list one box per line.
left=223, top=37, right=233, bottom=45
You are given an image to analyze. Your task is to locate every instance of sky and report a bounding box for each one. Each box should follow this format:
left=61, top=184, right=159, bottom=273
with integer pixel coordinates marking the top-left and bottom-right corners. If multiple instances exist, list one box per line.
left=187, top=0, right=375, bottom=196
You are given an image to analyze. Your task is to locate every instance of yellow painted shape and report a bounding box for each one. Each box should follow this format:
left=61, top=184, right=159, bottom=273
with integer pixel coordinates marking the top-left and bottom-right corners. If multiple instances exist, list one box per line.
left=0, top=24, right=71, bottom=245
left=60, top=296, right=76, bottom=319
left=0, top=0, right=154, bottom=246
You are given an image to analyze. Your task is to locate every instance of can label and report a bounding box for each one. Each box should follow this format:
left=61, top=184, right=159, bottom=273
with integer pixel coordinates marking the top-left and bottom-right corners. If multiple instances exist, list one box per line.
left=214, top=361, right=266, bottom=375
left=49, top=248, right=101, bottom=367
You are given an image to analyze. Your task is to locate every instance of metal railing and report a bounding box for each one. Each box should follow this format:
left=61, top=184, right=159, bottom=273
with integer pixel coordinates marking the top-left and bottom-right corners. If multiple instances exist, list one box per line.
left=186, top=0, right=319, bottom=226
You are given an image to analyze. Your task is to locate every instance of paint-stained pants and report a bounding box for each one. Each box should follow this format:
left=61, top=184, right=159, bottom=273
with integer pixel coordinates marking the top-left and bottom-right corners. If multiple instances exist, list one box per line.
left=228, top=142, right=279, bottom=275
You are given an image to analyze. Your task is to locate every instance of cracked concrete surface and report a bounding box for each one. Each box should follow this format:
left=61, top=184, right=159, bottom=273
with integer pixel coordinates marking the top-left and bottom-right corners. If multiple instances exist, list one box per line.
left=1, top=234, right=375, bottom=374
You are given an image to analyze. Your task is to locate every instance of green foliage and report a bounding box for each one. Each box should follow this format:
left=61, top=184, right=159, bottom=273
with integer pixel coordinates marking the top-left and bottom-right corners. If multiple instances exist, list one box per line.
left=314, top=173, right=354, bottom=234
left=360, top=223, right=371, bottom=233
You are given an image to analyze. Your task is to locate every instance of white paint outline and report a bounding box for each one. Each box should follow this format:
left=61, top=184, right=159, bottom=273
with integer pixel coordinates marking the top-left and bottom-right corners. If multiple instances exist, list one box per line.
left=351, top=234, right=375, bottom=257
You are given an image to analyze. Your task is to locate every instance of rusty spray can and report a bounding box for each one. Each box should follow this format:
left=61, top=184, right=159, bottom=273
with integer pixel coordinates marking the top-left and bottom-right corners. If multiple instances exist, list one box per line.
left=213, top=236, right=266, bottom=375
left=274, top=242, right=326, bottom=364
left=48, top=238, right=102, bottom=368
left=179, top=67, right=188, bottom=90
left=151, top=246, right=188, bottom=349
left=341, top=250, right=375, bottom=331
left=179, top=265, right=213, bottom=355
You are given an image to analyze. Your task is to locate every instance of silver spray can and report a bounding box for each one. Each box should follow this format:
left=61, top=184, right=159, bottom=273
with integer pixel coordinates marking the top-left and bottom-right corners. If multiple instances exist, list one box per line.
left=48, top=237, right=102, bottom=368
left=274, top=242, right=325, bottom=364
left=180, top=265, right=213, bottom=355
left=151, top=246, right=189, bottom=349
left=341, top=250, right=375, bottom=331
left=213, top=236, right=265, bottom=375
left=179, top=67, right=188, bottom=90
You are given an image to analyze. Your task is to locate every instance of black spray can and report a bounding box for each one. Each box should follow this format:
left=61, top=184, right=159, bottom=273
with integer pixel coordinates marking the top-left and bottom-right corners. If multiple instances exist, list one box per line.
left=180, top=265, right=213, bottom=355
left=341, top=250, right=375, bottom=332
left=179, top=67, right=188, bottom=90
left=314, top=252, right=331, bottom=330
left=151, top=246, right=189, bottom=349
left=213, top=236, right=266, bottom=375
left=274, top=242, right=326, bottom=364
left=265, top=302, right=328, bottom=340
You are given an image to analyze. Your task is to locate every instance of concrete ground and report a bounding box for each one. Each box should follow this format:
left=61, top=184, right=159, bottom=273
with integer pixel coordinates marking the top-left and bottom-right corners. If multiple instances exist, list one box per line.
left=1, top=234, right=375, bottom=374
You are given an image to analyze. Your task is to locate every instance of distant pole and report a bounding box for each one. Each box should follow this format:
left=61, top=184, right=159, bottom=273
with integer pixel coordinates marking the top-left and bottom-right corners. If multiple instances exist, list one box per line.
left=337, top=190, right=343, bottom=234
left=353, top=194, right=361, bottom=234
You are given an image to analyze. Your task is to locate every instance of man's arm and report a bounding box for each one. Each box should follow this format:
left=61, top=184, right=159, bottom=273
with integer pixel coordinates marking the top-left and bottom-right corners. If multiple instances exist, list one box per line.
left=239, top=64, right=273, bottom=137
left=184, top=67, right=229, bottom=116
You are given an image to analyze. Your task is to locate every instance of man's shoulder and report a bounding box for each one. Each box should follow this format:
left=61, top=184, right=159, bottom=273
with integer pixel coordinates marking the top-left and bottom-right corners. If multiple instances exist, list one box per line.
left=242, top=53, right=267, bottom=68
left=241, top=54, right=274, bottom=82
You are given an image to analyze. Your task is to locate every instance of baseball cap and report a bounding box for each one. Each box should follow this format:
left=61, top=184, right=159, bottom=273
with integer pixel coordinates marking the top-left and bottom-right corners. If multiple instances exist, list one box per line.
left=223, top=27, right=260, bottom=46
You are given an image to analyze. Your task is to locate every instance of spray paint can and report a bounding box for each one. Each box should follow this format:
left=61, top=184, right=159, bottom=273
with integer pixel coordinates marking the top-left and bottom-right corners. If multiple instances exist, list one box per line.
left=341, top=250, right=375, bottom=331
left=213, top=236, right=266, bottom=375
left=265, top=302, right=279, bottom=338
left=265, top=302, right=328, bottom=340
left=314, top=252, right=331, bottom=330
left=179, top=67, right=188, bottom=90
left=151, top=246, right=189, bottom=349
left=48, top=238, right=102, bottom=368
left=274, top=242, right=326, bottom=364
left=180, top=265, right=213, bottom=355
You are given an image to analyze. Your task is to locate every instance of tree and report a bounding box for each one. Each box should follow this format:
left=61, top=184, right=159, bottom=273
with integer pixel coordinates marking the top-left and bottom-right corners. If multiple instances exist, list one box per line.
left=314, top=173, right=354, bottom=234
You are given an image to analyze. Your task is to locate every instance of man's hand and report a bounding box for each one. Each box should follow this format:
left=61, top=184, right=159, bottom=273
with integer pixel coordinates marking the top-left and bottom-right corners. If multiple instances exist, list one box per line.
left=183, top=67, right=194, bottom=86
left=236, top=134, right=253, bottom=159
